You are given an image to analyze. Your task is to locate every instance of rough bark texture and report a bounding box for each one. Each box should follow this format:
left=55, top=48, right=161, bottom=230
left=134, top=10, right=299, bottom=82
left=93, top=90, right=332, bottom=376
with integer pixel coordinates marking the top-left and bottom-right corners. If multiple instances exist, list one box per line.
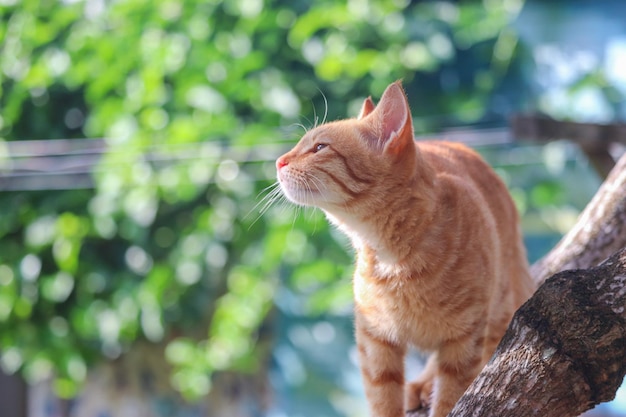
left=448, top=248, right=626, bottom=417
left=407, top=152, right=626, bottom=417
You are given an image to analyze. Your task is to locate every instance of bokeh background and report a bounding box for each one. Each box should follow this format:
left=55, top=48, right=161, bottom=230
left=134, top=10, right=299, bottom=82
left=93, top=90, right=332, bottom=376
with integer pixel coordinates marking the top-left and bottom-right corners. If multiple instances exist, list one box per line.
left=1, top=0, right=626, bottom=416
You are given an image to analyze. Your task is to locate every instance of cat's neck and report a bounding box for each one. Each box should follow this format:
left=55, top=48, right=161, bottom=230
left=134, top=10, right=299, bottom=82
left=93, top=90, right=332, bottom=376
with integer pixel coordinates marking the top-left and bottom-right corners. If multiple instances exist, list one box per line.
left=325, top=163, right=437, bottom=278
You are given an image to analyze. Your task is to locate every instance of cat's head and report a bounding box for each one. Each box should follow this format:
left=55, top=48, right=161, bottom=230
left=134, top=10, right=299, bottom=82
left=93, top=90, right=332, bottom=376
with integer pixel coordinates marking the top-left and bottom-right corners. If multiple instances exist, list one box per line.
left=276, top=81, right=419, bottom=212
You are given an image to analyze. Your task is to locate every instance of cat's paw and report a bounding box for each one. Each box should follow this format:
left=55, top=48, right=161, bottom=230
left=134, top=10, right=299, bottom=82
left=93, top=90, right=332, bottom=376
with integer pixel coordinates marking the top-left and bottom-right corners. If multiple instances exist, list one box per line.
left=405, top=379, right=434, bottom=412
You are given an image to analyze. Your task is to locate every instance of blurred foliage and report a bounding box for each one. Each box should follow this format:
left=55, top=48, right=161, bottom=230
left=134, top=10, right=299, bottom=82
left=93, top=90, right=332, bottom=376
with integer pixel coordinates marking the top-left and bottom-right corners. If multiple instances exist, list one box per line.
left=0, top=0, right=536, bottom=400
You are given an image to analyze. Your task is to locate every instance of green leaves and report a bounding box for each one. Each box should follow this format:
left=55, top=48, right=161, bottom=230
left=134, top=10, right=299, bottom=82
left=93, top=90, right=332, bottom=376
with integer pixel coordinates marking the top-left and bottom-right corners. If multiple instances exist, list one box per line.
left=0, top=0, right=533, bottom=401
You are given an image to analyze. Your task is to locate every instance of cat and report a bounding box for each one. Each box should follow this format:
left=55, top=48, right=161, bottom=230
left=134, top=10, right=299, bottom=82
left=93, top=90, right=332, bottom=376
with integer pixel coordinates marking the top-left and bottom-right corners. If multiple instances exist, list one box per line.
left=275, top=81, right=536, bottom=417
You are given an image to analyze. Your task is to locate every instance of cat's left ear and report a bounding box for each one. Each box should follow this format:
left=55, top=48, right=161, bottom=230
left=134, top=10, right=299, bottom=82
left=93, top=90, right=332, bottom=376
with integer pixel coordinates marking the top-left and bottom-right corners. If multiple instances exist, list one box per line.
left=357, top=96, right=375, bottom=120
left=370, top=81, right=414, bottom=155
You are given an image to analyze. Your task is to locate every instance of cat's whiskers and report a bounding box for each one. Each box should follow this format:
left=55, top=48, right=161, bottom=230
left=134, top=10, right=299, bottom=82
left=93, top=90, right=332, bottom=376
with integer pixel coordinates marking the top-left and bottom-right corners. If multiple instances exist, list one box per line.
left=306, top=176, right=324, bottom=210
left=302, top=176, right=316, bottom=204
left=312, top=99, right=320, bottom=129
left=290, top=206, right=302, bottom=230
left=290, top=122, right=310, bottom=135
left=305, top=204, right=320, bottom=233
left=246, top=182, right=287, bottom=228
left=305, top=173, right=334, bottom=234
left=252, top=182, right=283, bottom=214
left=320, top=89, right=328, bottom=126
left=307, top=173, right=332, bottom=205
left=275, top=185, right=295, bottom=215
left=288, top=186, right=308, bottom=230
left=311, top=87, right=329, bottom=129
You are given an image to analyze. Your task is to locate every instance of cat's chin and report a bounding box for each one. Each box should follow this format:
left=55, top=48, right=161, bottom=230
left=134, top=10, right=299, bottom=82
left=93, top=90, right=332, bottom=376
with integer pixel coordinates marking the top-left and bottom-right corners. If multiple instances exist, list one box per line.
left=280, top=186, right=342, bottom=211
left=279, top=183, right=322, bottom=208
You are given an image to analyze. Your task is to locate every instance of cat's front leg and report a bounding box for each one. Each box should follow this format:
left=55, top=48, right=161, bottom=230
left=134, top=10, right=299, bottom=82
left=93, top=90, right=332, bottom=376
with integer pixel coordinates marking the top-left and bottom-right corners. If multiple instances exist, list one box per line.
left=428, top=336, right=485, bottom=417
left=355, top=314, right=407, bottom=417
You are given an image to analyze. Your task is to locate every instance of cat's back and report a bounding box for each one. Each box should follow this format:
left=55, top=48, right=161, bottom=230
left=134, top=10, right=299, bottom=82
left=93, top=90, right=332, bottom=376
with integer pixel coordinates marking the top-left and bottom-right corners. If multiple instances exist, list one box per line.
left=416, top=140, right=524, bottom=263
left=417, top=140, right=498, bottom=187
left=416, top=140, right=513, bottom=217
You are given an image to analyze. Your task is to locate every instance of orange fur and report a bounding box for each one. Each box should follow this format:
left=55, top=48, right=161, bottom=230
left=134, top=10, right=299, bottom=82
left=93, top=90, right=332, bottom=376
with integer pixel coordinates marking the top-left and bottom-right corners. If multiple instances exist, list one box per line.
left=276, top=81, right=536, bottom=417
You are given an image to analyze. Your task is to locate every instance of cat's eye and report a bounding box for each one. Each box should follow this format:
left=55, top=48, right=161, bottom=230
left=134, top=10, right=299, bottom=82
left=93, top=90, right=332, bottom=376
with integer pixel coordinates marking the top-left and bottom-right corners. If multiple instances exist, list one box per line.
left=313, top=143, right=328, bottom=153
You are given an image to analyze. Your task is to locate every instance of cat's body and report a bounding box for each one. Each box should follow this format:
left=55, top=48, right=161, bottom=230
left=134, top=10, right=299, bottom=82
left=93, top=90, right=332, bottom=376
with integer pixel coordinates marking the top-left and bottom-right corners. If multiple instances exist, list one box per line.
left=276, top=82, right=535, bottom=417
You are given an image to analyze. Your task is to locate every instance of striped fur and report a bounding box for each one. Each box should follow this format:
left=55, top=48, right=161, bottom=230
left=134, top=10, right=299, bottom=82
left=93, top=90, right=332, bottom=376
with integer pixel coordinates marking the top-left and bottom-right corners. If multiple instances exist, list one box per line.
left=276, top=81, right=536, bottom=417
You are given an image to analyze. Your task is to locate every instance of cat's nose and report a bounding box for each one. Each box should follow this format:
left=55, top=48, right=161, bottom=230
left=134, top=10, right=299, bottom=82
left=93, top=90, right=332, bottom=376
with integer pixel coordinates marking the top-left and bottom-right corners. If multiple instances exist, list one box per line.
left=276, top=157, right=288, bottom=170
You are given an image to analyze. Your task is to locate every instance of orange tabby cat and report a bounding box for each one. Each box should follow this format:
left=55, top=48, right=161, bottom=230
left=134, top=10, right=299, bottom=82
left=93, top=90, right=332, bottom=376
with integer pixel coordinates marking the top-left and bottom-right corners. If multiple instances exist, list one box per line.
left=275, top=81, right=536, bottom=417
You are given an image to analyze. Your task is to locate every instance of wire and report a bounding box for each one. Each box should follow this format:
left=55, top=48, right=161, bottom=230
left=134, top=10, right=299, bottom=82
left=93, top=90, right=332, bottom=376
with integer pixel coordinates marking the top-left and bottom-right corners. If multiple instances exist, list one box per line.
left=0, top=127, right=556, bottom=191
left=3, top=127, right=512, bottom=158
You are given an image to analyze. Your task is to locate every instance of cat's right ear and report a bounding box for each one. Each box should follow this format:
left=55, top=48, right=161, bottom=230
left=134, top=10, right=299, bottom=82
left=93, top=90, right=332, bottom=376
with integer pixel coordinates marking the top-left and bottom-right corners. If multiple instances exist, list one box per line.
left=357, top=96, right=376, bottom=120
left=370, top=81, right=413, bottom=156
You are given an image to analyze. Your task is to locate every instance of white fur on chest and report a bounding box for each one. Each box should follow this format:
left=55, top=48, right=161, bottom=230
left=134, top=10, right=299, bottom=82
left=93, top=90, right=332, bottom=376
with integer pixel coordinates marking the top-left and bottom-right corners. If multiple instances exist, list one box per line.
left=325, top=211, right=402, bottom=274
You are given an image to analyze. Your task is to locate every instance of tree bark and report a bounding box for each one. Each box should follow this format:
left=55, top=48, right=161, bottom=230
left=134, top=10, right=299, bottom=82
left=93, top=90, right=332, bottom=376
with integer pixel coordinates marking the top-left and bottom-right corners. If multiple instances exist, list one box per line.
left=448, top=248, right=626, bottom=417
left=407, top=152, right=626, bottom=417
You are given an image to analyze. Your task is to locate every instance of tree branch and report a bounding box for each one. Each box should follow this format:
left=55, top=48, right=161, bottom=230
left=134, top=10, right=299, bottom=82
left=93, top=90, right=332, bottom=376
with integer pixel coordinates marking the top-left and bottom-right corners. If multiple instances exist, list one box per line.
left=448, top=247, right=626, bottom=417
left=510, top=114, right=626, bottom=178
left=510, top=114, right=626, bottom=148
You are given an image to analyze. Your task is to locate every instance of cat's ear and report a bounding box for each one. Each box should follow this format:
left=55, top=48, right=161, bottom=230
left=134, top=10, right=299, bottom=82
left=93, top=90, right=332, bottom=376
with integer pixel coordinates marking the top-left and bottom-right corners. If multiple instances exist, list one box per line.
left=370, top=81, right=414, bottom=155
left=357, top=96, right=376, bottom=120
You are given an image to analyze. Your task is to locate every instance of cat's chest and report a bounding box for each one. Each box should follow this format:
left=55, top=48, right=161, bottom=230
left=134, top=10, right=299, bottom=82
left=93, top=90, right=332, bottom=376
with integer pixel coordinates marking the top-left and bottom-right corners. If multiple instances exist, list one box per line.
left=353, top=267, right=447, bottom=350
